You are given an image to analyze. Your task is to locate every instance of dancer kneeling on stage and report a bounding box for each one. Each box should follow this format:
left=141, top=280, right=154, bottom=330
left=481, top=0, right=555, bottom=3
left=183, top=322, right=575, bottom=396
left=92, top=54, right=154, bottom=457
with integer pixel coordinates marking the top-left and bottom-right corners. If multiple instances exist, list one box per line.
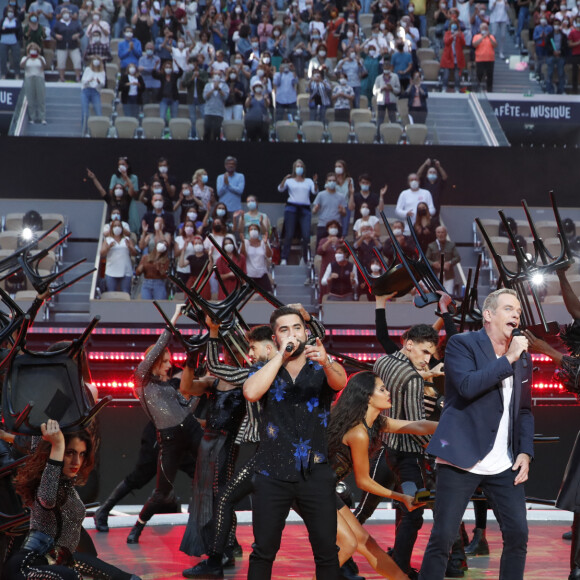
left=127, top=303, right=207, bottom=544
left=5, top=420, right=141, bottom=580
left=328, top=371, right=437, bottom=580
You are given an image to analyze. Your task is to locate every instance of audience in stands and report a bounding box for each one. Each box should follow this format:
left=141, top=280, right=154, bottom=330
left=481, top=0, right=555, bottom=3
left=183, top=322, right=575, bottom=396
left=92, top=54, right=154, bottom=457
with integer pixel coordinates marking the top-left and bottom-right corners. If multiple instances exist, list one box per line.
left=178, top=234, right=211, bottom=297
left=239, top=195, right=271, bottom=240
left=382, top=219, right=416, bottom=263
left=174, top=220, right=197, bottom=285
left=118, top=24, right=142, bottom=71
left=240, top=223, right=273, bottom=292
left=472, top=22, right=497, bottom=91
left=101, top=218, right=137, bottom=293
left=405, top=71, right=428, bottom=124
left=373, top=60, right=400, bottom=124
left=202, top=70, right=229, bottom=140
left=349, top=173, right=386, bottom=222
left=52, top=7, right=83, bottom=81
left=353, top=201, right=381, bottom=238
left=191, top=168, right=215, bottom=215
left=152, top=59, right=183, bottom=122
left=20, top=42, right=46, bottom=124
left=0, top=5, right=22, bottom=79
left=425, top=225, right=461, bottom=294
left=334, top=159, right=354, bottom=237
left=312, top=172, right=347, bottom=246
left=395, top=172, right=436, bottom=235
left=353, top=222, right=382, bottom=270
left=182, top=57, right=208, bottom=134
left=142, top=194, right=176, bottom=236
left=316, top=219, right=345, bottom=283
left=119, top=62, right=146, bottom=117
left=332, top=71, right=355, bottom=122
left=489, top=0, right=509, bottom=59
left=139, top=41, right=161, bottom=103
left=80, top=55, right=105, bottom=132
left=440, top=23, right=465, bottom=92
left=413, top=201, right=437, bottom=251
left=136, top=239, right=170, bottom=299
left=244, top=79, right=271, bottom=140
left=417, top=157, right=447, bottom=221
left=546, top=21, right=568, bottom=94
left=216, top=233, right=246, bottom=298
left=321, top=244, right=357, bottom=300
left=23, top=13, right=46, bottom=54
left=216, top=156, right=245, bottom=213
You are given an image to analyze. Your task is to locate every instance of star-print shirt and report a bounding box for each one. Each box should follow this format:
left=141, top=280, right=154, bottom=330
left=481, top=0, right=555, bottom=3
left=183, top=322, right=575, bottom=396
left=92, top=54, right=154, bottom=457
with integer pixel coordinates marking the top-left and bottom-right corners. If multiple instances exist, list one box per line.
left=248, top=359, right=336, bottom=482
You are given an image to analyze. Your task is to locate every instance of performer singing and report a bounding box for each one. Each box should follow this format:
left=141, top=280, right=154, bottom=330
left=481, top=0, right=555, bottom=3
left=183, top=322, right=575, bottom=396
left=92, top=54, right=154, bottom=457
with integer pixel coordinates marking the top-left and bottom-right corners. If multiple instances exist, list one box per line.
left=5, top=420, right=141, bottom=580
left=327, top=370, right=437, bottom=579
left=127, top=304, right=207, bottom=544
left=419, top=288, right=534, bottom=580
left=243, top=305, right=347, bottom=580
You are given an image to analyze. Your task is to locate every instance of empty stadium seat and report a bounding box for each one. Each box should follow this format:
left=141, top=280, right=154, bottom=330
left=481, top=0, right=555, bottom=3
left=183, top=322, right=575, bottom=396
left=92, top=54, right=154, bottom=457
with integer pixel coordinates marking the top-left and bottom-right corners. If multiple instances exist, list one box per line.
left=87, top=116, right=110, bottom=138
left=327, top=121, right=350, bottom=143
left=405, top=123, right=428, bottom=145
left=380, top=122, right=403, bottom=144
left=354, top=122, right=376, bottom=144
left=114, top=116, right=139, bottom=138
left=350, top=108, right=372, bottom=124
left=276, top=121, right=299, bottom=142
left=141, top=117, right=166, bottom=139
left=301, top=121, right=325, bottom=142
left=222, top=120, right=245, bottom=141
left=169, top=118, right=192, bottom=139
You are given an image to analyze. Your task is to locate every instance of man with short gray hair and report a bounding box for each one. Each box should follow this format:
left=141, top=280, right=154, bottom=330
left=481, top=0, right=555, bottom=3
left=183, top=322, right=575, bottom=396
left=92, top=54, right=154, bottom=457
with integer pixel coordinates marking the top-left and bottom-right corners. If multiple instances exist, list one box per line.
left=217, top=156, right=245, bottom=213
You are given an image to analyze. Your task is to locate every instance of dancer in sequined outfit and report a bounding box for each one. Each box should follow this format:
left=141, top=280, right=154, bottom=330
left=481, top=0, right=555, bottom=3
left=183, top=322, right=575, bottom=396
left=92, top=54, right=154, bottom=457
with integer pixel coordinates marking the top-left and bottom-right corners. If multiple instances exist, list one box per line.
left=4, top=420, right=140, bottom=580
left=126, top=304, right=208, bottom=544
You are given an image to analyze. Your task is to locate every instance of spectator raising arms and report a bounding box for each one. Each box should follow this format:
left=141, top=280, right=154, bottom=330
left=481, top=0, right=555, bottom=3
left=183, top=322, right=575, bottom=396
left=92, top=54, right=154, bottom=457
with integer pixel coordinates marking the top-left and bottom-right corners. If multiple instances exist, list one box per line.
left=137, top=242, right=170, bottom=300
left=20, top=42, right=46, bottom=124
left=240, top=223, right=273, bottom=292
left=101, top=218, right=137, bottom=293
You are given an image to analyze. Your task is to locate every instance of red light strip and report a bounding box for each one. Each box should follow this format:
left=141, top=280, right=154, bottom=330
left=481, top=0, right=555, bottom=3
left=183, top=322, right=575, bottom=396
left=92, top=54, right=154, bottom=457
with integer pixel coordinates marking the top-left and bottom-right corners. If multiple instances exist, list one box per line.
left=531, top=383, right=564, bottom=390
left=88, top=352, right=188, bottom=362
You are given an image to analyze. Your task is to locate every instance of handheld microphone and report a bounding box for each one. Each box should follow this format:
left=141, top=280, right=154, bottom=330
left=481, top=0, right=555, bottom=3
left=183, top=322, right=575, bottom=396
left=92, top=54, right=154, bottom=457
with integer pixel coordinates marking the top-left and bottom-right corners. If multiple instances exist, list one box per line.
left=511, top=328, right=528, bottom=368
left=285, top=343, right=295, bottom=353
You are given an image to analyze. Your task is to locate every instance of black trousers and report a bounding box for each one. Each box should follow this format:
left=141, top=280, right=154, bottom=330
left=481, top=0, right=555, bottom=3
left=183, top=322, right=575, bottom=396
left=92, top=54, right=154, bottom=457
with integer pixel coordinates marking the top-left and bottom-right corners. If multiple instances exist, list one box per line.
left=139, top=415, right=203, bottom=522
left=204, top=114, right=223, bottom=141
left=476, top=61, right=494, bottom=92
left=248, top=464, right=339, bottom=580
left=385, top=448, right=425, bottom=575
left=125, top=421, right=196, bottom=491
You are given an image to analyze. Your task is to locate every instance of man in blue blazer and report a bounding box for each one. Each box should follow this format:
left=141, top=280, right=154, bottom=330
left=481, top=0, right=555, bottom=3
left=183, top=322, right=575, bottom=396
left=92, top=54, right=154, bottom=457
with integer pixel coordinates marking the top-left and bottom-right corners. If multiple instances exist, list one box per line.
left=419, top=288, right=534, bottom=580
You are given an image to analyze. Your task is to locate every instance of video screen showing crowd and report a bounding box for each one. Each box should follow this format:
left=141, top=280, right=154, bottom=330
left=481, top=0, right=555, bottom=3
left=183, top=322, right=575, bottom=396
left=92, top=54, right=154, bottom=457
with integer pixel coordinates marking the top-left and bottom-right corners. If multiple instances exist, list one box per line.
left=2, top=194, right=580, bottom=580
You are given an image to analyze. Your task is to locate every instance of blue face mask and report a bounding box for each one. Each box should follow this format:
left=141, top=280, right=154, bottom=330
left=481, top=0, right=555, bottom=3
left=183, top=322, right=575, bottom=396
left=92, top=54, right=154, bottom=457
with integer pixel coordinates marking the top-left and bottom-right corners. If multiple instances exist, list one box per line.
left=295, top=166, right=304, bottom=176
left=451, top=24, right=458, bottom=31
left=201, top=174, right=208, bottom=184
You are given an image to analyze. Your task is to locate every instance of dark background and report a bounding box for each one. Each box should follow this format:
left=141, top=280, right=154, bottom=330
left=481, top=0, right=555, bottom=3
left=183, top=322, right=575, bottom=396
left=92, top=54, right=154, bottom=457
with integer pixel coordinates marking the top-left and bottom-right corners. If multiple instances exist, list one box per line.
left=2, top=136, right=578, bottom=208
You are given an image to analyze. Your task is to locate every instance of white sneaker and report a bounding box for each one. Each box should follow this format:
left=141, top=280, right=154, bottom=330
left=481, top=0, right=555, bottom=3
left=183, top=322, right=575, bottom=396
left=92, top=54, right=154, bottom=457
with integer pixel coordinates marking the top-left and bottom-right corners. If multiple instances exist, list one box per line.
left=280, top=259, right=287, bottom=266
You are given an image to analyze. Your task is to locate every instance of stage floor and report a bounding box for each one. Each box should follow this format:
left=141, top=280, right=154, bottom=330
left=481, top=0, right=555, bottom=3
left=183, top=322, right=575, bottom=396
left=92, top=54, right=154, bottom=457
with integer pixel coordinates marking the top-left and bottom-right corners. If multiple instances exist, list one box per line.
left=90, top=520, right=572, bottom=579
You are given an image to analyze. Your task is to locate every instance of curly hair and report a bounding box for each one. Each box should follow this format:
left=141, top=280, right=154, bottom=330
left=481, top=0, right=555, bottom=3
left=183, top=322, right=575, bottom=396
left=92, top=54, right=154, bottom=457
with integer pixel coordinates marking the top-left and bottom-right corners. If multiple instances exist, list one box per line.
left=14, top=429, right=96, bottom=506
left=327, top=371, right=386, bottom=461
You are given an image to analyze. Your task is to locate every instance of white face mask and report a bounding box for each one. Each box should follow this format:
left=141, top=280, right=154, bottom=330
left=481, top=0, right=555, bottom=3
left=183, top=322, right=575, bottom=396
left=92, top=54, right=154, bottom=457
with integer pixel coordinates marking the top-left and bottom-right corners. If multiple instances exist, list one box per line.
left=334, top=166, right=344, bottom=175
left=263, top=57, right=270, bottom=63
left=326, top=181, right=337, bottom=190
left=128, top=66, right=136, bottom=74
left=111, top=214, right=121, bottom=221
left=410, top=180, right=419, bottom=190
left=247, top=201, right=257, bottom=210
left=114, top=188, right=124, bottom=198
left=216, top=208, right=226, bottom=217
left=224, top=243, right=235, bottom=253
left=249, top=229, right=260, bottom=239
left=125, top=31, right=133, bottom=38
left=153, top=200, right=164, bottom=209
left=93, top=59, right=101, bottom=67
left=118, top=165, right=127, bottom=173
left=328, top=227, right=339, bottom=236
left=156, top=242, right=167, bottom=252
left=194, top=243, right=204, bottom=253
left=153, top=187, right=163, bottom=195
left=392, top=228, right=403, bottom=236
left=112, top=226, right=123, bottom=236
left=154, top=221, right=162, bottom=230
left=427, top=172, right=437, bottom=182
left=159, top=166, right=168, bottom=174
left=178, top=41, right=185, bottom=49
left=370, top=264, right=381, bottom=272
left=361, top=207, right=370, bottom=217
left=187, top=211, right=197, bottom=221
left=295, top=166, right=304, bottom=176
left=339, top=77, right=347, bottom=85
left=182, top=189, right=192, bottom=197
left=335, top=253, right=345, bottom=261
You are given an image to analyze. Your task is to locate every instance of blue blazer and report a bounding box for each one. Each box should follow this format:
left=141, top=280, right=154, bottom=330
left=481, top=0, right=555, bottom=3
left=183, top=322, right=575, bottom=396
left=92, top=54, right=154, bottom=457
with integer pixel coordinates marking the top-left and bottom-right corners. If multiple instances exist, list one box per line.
left=427, top=328, right=534, bottom=469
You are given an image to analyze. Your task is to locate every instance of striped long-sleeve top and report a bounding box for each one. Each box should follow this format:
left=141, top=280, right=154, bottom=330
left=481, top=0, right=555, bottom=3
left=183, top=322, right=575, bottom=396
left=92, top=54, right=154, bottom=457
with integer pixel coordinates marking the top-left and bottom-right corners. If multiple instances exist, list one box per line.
left=374, top=350, right=431, bottom=453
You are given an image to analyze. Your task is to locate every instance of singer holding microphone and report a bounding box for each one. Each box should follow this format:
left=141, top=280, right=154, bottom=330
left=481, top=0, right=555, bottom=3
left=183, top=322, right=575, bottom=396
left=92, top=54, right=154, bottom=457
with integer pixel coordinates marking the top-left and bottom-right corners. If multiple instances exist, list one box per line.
left=418, top=288, right=534, bottom=580
left=243, top=305, right=347, bottom=580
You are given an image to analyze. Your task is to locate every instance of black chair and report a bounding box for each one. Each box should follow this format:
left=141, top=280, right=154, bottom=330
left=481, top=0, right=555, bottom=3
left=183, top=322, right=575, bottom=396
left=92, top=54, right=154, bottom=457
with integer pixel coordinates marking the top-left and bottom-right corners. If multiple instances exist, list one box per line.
left=2, top=318, right=111, bottom=435
left=498, top=216, right=517, bottom=238
left=507, top=234, right=527, bottom=257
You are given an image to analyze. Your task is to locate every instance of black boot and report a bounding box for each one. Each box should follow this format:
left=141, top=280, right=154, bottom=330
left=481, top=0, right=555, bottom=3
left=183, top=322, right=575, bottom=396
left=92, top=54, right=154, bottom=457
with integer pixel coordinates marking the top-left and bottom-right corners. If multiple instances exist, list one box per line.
left=465, top=527, right=489, bottom=556
left=445, top=532, right=467, bottom=577
left=183, top=557, right=224, bottom=578
left=340, top=558, right=365, bottom=580
left=127, top=521, right=145, bottom=544
left=94, top=480, right=132, bottom=533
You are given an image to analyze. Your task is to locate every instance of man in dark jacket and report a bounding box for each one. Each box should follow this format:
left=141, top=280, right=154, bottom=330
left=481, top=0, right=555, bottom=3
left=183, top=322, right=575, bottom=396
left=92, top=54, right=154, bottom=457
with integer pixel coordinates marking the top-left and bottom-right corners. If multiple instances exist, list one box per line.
left=546, top=21, right=569, bottom=94
left=51, top=7, right=83, bottom=81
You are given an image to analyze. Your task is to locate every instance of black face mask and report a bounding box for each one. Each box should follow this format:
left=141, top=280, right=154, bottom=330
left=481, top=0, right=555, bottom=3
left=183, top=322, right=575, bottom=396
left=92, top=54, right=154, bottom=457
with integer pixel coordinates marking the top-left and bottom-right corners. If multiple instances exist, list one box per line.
left=213, top=224, right=223, bottom=233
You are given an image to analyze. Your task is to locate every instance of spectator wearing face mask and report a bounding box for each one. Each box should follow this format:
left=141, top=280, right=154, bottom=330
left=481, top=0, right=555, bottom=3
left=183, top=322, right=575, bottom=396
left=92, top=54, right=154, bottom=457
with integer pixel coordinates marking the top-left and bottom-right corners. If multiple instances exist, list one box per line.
left=80, top=55, right=105, bottom=133
left=178, top=234, right=211, bottom=297
left=101, top=218, right=137, bottom=294
left=28, top=0, right=53, bottom=35
left=340, top=22, right=360, bottom=56
left=360, top=43, right=381, bottom=105
left=348, top=173, right=386, bottom=223
left=307, top=68, right=332, bottom=121
left=174, top=182, right=205, bottom=227
left=106, top=156, right=140, bottom=228
left=138, top=41, right=161, bottom=104
left=20, top=42, right=46, bottom=124
left=568, top=18, right=580, bottom=93
left=533, top=15, right=553, bottom=81
left=373, top=60, right=400, bottom=124
left=216, top=234, right=246, bottom=299
left=182, top=58, right=207, bottom=133
left=148, top=157, right=177, bottom=209
left=335, top=47, right=366, bottom=108
left=382, top=219, right=416, bottom=263
left=244, top=80, right=271, bottom=141
left=171, top=36, right=189, bottom=73
left=216, top=156, right=245, bottom=214
left=546, top=19, right=569, bottom=93
left=353, top=201, right=382, bottom=238
left=267, top=24, right=286, bottom=65
left=317, top=220, right=344, bottom=282
left=204, top=219, right=226, bottom=271
left=202, top=71, right=229, bottom=141
left=131, top=1, right=154, bottom=47
left=174, top=220, right=199, bottom=285
left=313, top=172, right=347, bottom=246
left=118, top=25, right=142, bottom=71
left=119, top=61, right=146, bottom=117
left=395, top=172, right=436, bottom=235
left=405, top=71, right=428, bottom=124
left=0, top=5, right=22, bottom=79
left=86, top=11, right=110, bottom=46
left=152, top=59, right=183, bottom=123
left=142, top=194, right=176, bottom=236
left=51, top=8, right=83, bottom=81
left=307, top=43, right=332, bottom=79
left=433, top=0, right=450, bottom=50
left=136, top=240, right=170, bottom=300
left=321, top=245, right=357, bottom=301
left=326, top=7, right=345, bottom=58
left=140, top=215, right=173, bottom=259
left=332, top=71, right=355, bottom=122
left=441, top=21, right=465, bottom=92
left=353, top=223, right=381, bottom=271
left=23, top=13, right=46, bottom=53
left=391, top=39, right=414, bottom=92
left=240, top=224, right=273, bottom=293
left=239, top=195, right=271, bottom=239
left=273, top=59, right=298, bottom=120
left=413, top=201, right=436, bottom=251
left=191, top=30, right=215, bottom=66
left=84, top=28, right=112, bottom=63
left=224, top=65, right=246, bottom=120
left=258, top=13, right=274, bottom=51
left=472, top=22, right=497, bottom=91
left=191, top=168, right=215, bottom=215
left=417, top=158, right=447, bottom=221
left=426, top=225, right=461, bottom=294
